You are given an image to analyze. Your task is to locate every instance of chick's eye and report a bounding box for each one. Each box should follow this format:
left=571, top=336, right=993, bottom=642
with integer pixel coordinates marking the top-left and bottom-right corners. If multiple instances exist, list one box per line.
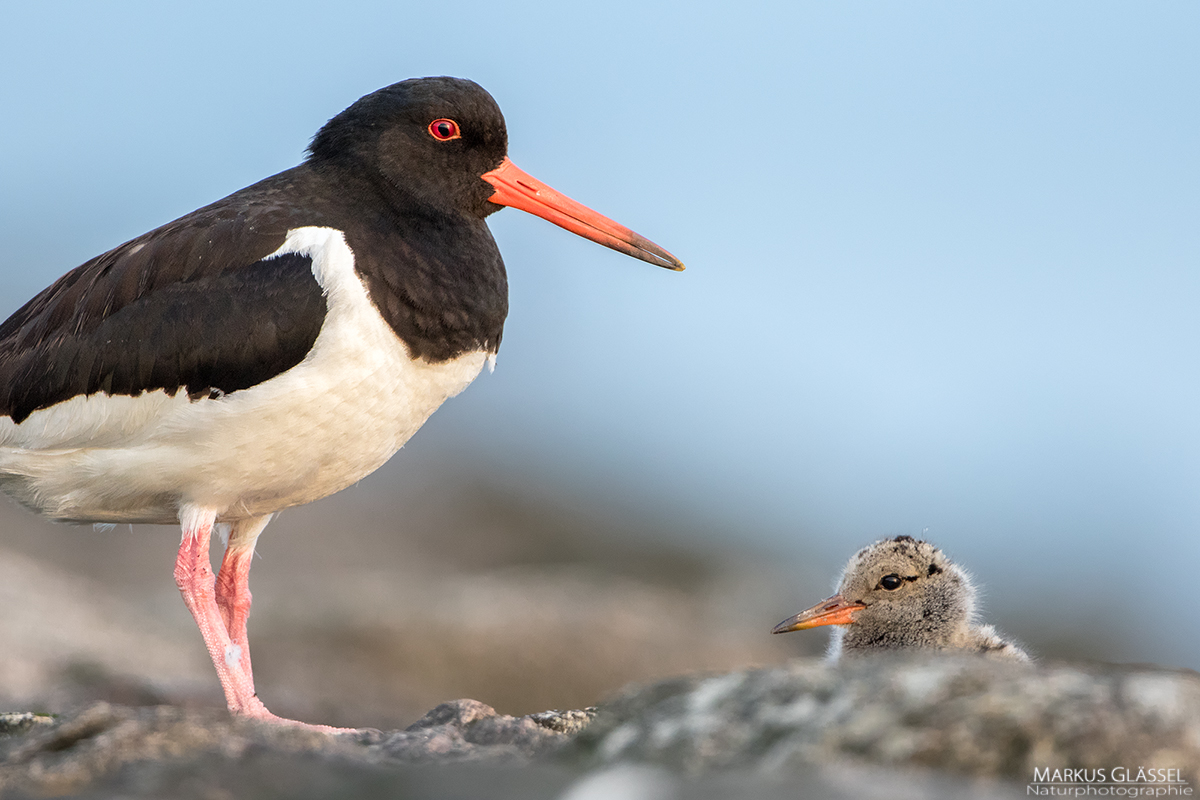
left=880, top=574, right=903, bottom=591
left=428, top=119, right=461, bottom=141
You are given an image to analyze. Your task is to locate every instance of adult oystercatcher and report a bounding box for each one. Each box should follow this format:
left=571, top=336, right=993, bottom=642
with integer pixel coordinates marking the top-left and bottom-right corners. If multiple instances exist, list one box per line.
left=0, top=76, right=683, bottom=729
left=772, top=536, right=1029, bottom=662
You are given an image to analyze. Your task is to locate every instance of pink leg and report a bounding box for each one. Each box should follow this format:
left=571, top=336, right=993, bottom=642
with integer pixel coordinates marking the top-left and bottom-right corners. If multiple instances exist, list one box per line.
left=214, top=515, right=271, bottom=690
left=174, top=505, right=351, bottom=732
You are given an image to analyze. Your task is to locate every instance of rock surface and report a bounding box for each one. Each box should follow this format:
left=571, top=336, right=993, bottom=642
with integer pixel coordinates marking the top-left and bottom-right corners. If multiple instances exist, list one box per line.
left=0, top=703, right=1022, bottom=800
left=567, top=655, right=1200, bottom=782
left=0, top=699, right=589, bottom=797
left=5, top=656, right=1197, bottom=798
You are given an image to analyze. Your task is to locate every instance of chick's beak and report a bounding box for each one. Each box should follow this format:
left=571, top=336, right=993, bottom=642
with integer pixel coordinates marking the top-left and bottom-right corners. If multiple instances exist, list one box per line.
left=771, top=594, right=867, bottom=634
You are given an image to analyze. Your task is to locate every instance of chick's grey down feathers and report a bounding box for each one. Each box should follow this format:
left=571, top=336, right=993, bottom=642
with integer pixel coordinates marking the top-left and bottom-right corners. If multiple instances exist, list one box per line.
left=827, top=536, right=1027, bottom=662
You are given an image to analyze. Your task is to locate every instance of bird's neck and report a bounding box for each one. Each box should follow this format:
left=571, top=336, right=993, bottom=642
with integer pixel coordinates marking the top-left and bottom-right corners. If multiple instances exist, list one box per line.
left=840, top=612, right=973, bottom=653
left=321, top=168, right=511, bottom=363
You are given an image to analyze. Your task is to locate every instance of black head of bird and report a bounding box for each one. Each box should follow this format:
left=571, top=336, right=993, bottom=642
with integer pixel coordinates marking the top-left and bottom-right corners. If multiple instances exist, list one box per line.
left=772, top=535, right=1029, bottom=662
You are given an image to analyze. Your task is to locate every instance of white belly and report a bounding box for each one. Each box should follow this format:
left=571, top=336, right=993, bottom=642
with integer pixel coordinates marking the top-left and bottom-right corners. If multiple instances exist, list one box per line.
left=0, top=227, right=490, bottom=524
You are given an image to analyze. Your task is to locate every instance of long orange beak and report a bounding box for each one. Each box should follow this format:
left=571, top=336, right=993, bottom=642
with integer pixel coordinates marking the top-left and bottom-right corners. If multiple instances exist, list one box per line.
left=771, top=594, right=867, bottom=634
left=482, top=157, right=685, bottom=271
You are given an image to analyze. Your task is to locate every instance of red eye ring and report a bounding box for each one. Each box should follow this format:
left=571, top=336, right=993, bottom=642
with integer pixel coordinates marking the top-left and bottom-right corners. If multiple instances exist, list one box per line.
left=428, top=118, right=461, bottom=141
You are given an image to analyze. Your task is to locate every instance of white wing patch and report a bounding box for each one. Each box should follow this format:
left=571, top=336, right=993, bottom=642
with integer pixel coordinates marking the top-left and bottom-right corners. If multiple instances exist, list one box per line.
left=0, top=226, right=489, bottom=524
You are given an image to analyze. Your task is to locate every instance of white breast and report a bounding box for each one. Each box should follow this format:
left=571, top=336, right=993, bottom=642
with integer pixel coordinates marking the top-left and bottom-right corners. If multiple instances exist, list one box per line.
left=0, top=227, right=489, bottom=524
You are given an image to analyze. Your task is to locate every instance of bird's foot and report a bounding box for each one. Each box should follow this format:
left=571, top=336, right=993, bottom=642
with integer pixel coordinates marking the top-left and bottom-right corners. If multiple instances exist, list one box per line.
left=231, top=695, right=359, bottom=735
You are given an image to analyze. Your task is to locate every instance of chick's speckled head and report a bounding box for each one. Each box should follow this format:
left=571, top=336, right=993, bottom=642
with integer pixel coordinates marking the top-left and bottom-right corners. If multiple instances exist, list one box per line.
left=771, top=535, right=1029, bottom=662
left=834, top=535, right=973, bottom=640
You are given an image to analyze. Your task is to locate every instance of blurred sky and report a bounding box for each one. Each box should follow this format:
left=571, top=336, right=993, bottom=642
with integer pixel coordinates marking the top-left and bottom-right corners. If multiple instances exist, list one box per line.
left=1, top=2, right=1197, bottom=668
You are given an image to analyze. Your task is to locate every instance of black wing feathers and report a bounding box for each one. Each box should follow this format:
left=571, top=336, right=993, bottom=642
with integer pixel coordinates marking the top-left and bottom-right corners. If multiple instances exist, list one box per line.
left=0, top=218, right=327, bottom=423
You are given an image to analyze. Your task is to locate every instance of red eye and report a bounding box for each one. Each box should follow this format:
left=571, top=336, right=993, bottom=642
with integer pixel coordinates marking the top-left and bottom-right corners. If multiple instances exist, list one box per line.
left=428, top=119, right=461, bottom=141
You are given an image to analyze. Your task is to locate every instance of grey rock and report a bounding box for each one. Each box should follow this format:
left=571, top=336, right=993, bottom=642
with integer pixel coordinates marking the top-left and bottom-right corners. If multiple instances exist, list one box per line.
left=0, top=699, right=590, bottom=796
left=0, top=713, right=55, bottom=736
left=0, top=702, right=373, bottom=797
left=0, top=699, right=1023, bottom=800
left=377, top=699, right=589, bottom=762
left=529, top=707, right=597, bottom=735
left=4, top=656, right=1197, bottom=798
left=565, top=655, right=1200, bottom=783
